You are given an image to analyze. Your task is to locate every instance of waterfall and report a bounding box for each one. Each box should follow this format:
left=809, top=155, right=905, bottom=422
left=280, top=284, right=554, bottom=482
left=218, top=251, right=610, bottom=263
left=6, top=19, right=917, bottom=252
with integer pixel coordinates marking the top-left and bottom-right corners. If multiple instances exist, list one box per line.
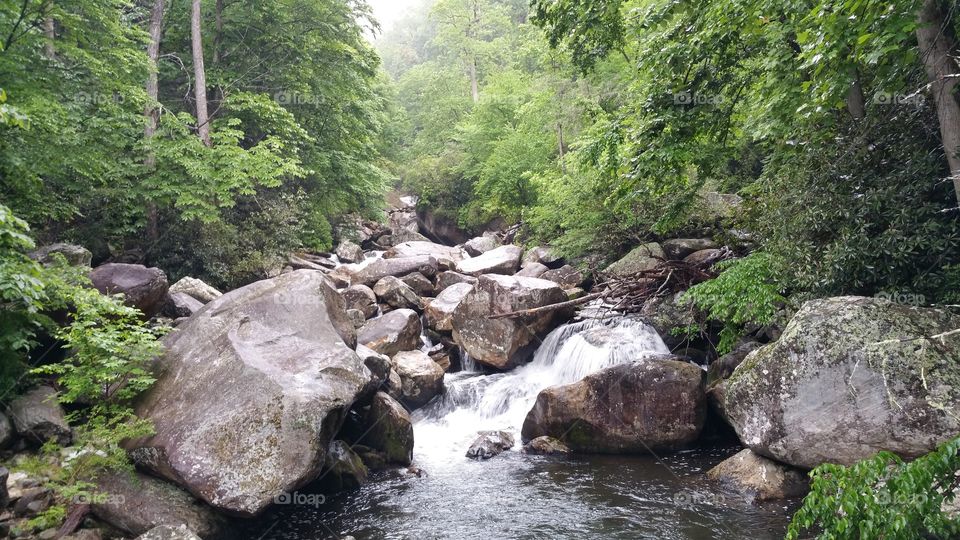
left=412, top=318, right=669, bottom=465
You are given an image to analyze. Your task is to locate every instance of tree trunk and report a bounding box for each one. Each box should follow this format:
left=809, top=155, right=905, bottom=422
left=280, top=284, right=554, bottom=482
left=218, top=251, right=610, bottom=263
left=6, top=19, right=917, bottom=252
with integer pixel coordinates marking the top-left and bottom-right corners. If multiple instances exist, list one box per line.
left=468, top=58, right=480, bottom=103
left=144, top=0, right=166, bottom=245
left=846, top=70, right=866, bottom=121
left=43, top=13, right=55, bottom=58
left=213, top=0, right=223, bottom=65
left=557, top=121, right=566, bottom=173
left=917, top=0, right=960, bottom=204
left=191, top=0, right=212, bottom=147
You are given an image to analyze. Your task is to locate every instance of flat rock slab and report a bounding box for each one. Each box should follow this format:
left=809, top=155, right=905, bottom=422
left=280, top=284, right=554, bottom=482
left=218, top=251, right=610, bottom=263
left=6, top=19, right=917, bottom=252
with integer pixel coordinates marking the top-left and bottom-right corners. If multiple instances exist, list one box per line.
left=455, top=245, right=523, bottom=276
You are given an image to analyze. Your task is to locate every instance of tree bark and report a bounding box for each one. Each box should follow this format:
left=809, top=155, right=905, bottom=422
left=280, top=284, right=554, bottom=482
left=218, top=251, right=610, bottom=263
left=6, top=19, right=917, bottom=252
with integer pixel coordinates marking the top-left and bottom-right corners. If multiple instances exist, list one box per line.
left=144, top=0, right=165, bottom=245
left=213, top=0, right=223, bottom=65
left=845, top=69, right=866, bottom=121
left=43, top=10, right=55, bottom=58
left=917, top=0, right=960, bottom=204
left=191, top=0, right=212, bottom=147
left=468, top=58, right=480, bottom=103
left=557, top=121, right=566, bottom=173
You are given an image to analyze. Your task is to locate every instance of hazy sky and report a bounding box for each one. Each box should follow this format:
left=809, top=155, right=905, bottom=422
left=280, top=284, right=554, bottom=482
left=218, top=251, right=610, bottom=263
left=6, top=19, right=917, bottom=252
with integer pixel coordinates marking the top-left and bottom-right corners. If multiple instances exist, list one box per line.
left=368, top=0, right=421, bottom=33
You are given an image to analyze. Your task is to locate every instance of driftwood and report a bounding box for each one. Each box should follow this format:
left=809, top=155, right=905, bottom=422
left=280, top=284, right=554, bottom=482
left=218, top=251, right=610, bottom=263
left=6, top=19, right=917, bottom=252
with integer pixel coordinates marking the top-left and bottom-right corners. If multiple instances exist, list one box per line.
left=488, top=253, right=729, bottom=321
left=55, top=503, right=89, bottom=538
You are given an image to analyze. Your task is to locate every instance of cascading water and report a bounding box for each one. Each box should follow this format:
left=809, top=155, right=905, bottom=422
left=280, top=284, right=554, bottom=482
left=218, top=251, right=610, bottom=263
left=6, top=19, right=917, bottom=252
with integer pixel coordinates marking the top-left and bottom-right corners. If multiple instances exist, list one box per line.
left=413, top=318, right=670, bottom=464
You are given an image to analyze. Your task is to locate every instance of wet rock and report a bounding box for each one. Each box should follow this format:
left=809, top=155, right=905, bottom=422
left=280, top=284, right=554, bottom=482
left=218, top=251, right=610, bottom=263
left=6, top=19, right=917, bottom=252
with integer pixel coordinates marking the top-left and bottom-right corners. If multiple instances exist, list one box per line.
left=135, top=525, right=202, bottom=540
left=451, top=275, right=568, bottom=370
left=335, top=240, right=364, bottom=264
left=385, top=241, right=466, bottom=264
left=351, top=256, right=439, bottom=287
left=358, top=309, right=422, bottom=356
left=684, top=249, right=725, bottom=267
left=29, top=243, right=92, bottom=267
left=455, top=245, right=523, bottom=276
left=126, top=270, right=369, bottom=516
left=707, top=449, right=809, bottom=502
left=168, top=277, right=222, bottom=304
left=90, top=263, right=169, bottom=318
left=163, top=292, right=204, bottom=319
left=401, top=272, right=435, bottom=297
left=341, top=284, right=378, bottom=319
left=390, top=351, right=444, bottom=408
left=522, top=436, right=571, bottom=455
left=8, top=386, right=71, bottom=446
left=373, top=276, right=424, bottom=311
left=435, top=271, right=477, bottom=292
left=605, top=243, right=665, bottom=277
left=522, top=360, right=706, bottom=453
left=91, top=472, right=227, bottom=538
left=466, top=431, right=515, bottom=460
left=662, top=239, right=718, bottom=260
left=522, top=246, right=563, bottom=268
left=515, top=263, right=548, bottom=278
left=707, top=341, right=763, bottom=385
left=359, top=392, right=414, bottom=466
left=540, top=265, right=583, bottom=290
left=725, top=296, right=960, bottom=469
left=464, top=236, right=500, bottom=257
left=0, top=411, right=14, bottom=449
left=425, top=283, right=473, bottom=333
left=357, top=345, right=391, bottom=389
left=323, top=440, right=368, bottom=490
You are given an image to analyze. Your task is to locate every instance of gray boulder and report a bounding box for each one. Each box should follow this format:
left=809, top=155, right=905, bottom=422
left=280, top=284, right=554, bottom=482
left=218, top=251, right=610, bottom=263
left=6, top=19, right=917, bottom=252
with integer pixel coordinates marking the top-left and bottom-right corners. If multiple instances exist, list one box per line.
left=684, top=249, right=725, bottom=267
left=401, top=272, right=435, bottom=297
left=163, top=292, right=205, bottom=319
left=662, top=238, right=718, bottom=260
left=425, top=283, right=473, bottom=333
left=135, top=525, right=201, bottom=540
left=341, top=284, right=378, bottom=319
left=707, top=449, right=809, bottom=502
left=435, top=271, right=477, bottom=292
left=126, top=270, right=370, bottom=516
left=451, top=275, right=568, bottom=370
left=464, top=236, right=500, bottom=257
left=541, top=265, right=583, bottom=290
left=91, top=472, right=226, bottom=539
left=90, top=263, right=169, bottom=318
left=8, top=386, right=71, bottom=446
left=358, top=392, right=414, bottom=466
left=168, top=277, right=222, bottom=304
left=322, top=440, right=368, bottom=490
left=29, top=243, right=92, bottom=267
left=522, top=359, right=706, bottom=453
left=390, top=351, right=445, bottom=408
left=335, top=240, right=364, bottom=264
left=515, top=263, right=549, bottom=278
left=522, top=246, right=562, bottom=268
left=725, top=296, right=960, bottom=469
left=455, top=245, right=523, bottom=276
left=384, top=241, right=466, bottom=264
left=605, top=243, right=664, bottom=277
left=357, top=309, right=422, bottom=356
left=373, top=276, right=424, bottom=311
left=466, top=431, right=515, bottom=460
left=522, top=436, right=571, bottom=455
left=0, top=411, right=14, bottom=449
left=351, top=256, right=438, bottom=287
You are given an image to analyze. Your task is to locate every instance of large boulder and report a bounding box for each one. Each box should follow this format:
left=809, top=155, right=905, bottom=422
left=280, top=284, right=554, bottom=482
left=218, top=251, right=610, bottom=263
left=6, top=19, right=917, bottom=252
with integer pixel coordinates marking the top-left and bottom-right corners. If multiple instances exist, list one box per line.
left=640, top=292, right=698, bottom=348
left=435, top=271, right=477, bottom=292
left=29, top=243, right=92, bottom=267
left=684, top=249, right=725, bottom=267
left=126, top=270, right=370, bottom=516
left=0, top=412, right=14, bottom=449
left=604, top=243, right=665, bottom=277
left=662, top=238, right=718, bottom=260
left=335, top=240, right=364, bottom=264
left=522, top=359, right=706, bottom=453
left=91, top=472, right=227, bottom=539
left=90, top=263, right=169, bottom=318
left=357, top=392, right=414, bottom=465
left=451, top=275, right=568, bottom=370
left=163, top=292, right=205, bottom=319
left=357, top=309, right=422, bottom=356
left=341, top=284, right=378, bottom=319
left=540, top=265, right=583, bottom=290
left=401, top=272, right=435, bottom=297
left=455, top=245, right=523, bottom=276
left=351, top=256, right=438, bottom=287
left=373, top=276, right=424, bottom=311
left=724, top=297, right=960, bottom=469
left=168, top=277, right=222, bottom=304
left=706, top=449, right=809, bottom=502
left=425, top=283, right=473, bottom=333
left=390, top=351, right=445, bottom=408
left=322, top=440, right=368, bottom=490
left=385, top=241, right=466, bottom=264
left=8, top=386, right=71, bottom=446
left=515, top=263, right=549, bottom=279
left=522, top=436, right=571, bottom=455
left=417, top=208, right=472, bottom=246
left=522, top=246, right=563, bottom=268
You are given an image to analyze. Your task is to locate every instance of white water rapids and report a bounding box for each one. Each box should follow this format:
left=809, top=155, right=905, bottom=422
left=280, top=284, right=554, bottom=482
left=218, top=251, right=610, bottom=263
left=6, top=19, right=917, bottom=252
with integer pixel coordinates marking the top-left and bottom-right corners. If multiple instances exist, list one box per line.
left=412, top=318, right=670, bottom=465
